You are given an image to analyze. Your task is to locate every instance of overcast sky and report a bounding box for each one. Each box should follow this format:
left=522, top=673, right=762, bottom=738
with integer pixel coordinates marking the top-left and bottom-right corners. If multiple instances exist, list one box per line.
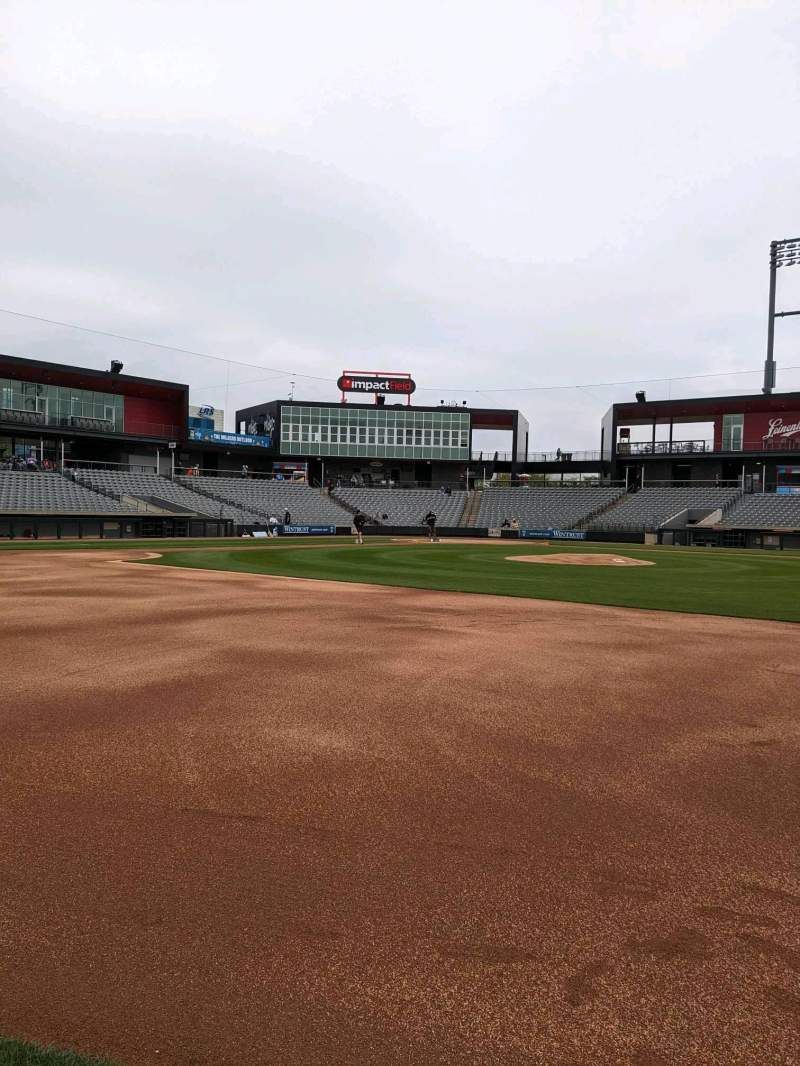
left=3, top=0, right=800, bottom=449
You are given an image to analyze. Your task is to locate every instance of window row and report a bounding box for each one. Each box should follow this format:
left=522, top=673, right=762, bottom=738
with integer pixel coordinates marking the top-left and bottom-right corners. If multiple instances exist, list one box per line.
left=0, top=379, right=123, bottom=425
left=281, top=442, right=468, bottom=459
left=282, top=424, right=469, bottom=448
left=281, top=406, right=469, bottom=427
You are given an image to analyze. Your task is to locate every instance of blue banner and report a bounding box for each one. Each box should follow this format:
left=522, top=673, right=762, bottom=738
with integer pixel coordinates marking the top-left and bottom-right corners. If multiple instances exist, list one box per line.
left=279, top=525, right=337, bottom=535
left=520, top=528, right=587, bottom=540
left=188, top=428, right=272, bottom=448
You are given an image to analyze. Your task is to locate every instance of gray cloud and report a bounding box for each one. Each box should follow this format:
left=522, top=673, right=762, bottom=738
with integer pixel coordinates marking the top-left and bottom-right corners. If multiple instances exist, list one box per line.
left=2, top=0, right=800, bottom=451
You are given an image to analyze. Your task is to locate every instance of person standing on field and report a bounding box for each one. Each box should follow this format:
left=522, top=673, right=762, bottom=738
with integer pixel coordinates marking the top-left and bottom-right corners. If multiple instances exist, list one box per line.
left=423, top=510, right=438, bottom=542
left=353, top=510, right=367, bottom=545
left=268, top=514, right=279, bottom=537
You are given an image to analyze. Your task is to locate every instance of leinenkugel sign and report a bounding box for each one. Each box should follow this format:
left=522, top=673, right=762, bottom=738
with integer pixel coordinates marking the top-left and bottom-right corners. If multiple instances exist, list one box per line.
left=337, top=373, right=416, bottom=396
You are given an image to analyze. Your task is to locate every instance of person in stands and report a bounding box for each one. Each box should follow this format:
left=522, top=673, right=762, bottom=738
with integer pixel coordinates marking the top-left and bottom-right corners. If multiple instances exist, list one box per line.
left=423, top=510, right=438, bottom=543
left=241, top=464, right=249, bottom=478
left=353, top=509, right=367, bottom=545
left=284, top=509, right=291, bottom=525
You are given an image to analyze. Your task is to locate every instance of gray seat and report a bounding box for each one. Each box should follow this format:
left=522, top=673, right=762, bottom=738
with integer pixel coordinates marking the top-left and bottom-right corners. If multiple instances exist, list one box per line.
left=720, top=494, right=800, bottom=530
left=73, top=470, right=265, bottom=524
left=588, top=488, right=741, bottom=531
left=0, top=470, right=131, bottom=514
left=333, top=488, right=467, bottom=526
left=178, top=476, right=352, bottom=525
left=477, top=486, right=624, bottom=529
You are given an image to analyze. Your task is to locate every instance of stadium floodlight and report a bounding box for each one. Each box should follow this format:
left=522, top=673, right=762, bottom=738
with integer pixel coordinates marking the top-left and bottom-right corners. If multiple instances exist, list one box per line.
left=764, top=237, right=800, bottom=394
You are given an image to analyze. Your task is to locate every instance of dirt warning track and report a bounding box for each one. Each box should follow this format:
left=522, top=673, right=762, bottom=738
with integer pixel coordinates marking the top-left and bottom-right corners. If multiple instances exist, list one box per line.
left=1, top=548, right=799, bottom=1066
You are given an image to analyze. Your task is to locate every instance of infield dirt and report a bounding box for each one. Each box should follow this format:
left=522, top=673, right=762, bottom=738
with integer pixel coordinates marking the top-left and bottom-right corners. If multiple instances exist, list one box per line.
left=1, top=548, right=799, bottom=1065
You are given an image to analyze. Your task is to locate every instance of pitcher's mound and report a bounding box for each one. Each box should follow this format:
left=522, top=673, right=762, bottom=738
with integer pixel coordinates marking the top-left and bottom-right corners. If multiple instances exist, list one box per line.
left=507, top=552, right=654, bottom=567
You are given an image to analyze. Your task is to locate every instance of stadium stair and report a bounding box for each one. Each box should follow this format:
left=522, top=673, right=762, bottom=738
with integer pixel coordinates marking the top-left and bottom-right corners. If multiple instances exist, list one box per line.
left=178, top=479, right=270, bottom=521
left=460, top=490, right=483, bottom=527
left=576, top=491, right=631, bottom=529
left=329, top=490, right=365, bottom=524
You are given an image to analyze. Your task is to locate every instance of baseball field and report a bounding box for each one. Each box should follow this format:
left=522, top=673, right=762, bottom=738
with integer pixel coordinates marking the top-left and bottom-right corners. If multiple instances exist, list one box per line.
left=1, top=538, right=799, bottom=1065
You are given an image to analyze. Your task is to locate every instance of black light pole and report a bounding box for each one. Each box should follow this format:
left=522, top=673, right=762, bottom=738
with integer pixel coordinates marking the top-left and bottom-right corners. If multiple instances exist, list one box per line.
left=764, top=236, right=800, bottom=394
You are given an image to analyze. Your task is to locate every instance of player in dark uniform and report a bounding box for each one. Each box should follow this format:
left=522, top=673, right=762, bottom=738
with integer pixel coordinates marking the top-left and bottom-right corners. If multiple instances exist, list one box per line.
left=423, top=510, right=438, bottom=543
left=353, top=509, right=367, bottom=545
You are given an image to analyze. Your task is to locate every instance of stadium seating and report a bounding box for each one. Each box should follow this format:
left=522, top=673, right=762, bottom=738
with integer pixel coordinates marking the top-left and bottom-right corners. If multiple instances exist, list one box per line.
left=332, top=488, right=467, bottom=526
left=178, top=476, right=352, bottom=525
left=719, top=494, right=800, bottom=529
left=588, top=487, right=741, bottom=531
left=0, top=470, right=131, bottom=513
left=476, top=486, right=624, bottom=529
left=72, top=470, right=263, bottom=524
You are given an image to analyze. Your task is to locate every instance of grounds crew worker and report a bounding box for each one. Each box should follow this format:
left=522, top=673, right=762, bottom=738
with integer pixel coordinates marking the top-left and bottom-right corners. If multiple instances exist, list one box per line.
left=353, top=509, right=367, bottom=545
left=423, top=510, right=438, bottom=543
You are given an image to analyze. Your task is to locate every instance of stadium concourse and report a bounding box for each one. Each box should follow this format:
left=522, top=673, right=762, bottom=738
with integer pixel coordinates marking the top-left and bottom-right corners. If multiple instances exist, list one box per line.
left=2, top=545, right=800, bottom=1066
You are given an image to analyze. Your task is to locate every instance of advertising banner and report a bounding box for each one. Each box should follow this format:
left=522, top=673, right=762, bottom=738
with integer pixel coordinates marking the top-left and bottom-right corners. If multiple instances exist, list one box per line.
left=280, top=525, right=337, bottom=535
left=744, top=411, right=800, bottom=449
left=188, top=428, right=272, bottom=448
left=520, top=528, right=587, bottom=540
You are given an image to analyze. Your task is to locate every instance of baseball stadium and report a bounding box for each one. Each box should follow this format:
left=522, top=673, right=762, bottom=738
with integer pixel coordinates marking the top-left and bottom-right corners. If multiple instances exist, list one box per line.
left=2, top=352, right=800, bottom=1065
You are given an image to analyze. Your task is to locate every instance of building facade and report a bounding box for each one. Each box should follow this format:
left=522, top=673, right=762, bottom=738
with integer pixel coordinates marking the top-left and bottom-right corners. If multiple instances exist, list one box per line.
left=236, top=398, right=529, bottom=483
left=0, top=353, right=187, bottom=468
left=603, top=391, right=800, bottom=490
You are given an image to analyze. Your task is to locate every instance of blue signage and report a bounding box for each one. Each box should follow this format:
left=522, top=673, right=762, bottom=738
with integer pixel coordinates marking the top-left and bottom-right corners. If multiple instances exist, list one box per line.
left=188, top=428, right=271, bottom=448
left=520, top=528, right=587, bottom=540
left=280, top=525, right=337, bottom=535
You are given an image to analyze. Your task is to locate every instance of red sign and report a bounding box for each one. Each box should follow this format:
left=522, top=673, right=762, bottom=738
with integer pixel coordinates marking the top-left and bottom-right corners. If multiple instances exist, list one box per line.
left=745, top=411, right=800, bottom=447
left=337, top=373, right=416, bottom=395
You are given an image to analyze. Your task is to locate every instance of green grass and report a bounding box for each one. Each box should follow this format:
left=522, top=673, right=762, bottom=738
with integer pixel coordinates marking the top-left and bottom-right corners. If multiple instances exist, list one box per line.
left=0, top=1038, right=119, bottom=1066
left=144, top=540, right=800, bottom=622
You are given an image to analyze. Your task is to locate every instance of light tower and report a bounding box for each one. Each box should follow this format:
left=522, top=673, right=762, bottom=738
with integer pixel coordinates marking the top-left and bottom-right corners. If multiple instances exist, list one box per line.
left=764, top=237, right=800, bottom=393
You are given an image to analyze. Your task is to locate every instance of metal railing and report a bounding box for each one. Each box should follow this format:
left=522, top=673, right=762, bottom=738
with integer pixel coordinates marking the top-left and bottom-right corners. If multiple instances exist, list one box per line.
left=484, top=479, right=625, bottom=489
left=64, top=459, right=159, bottom=474
left=0, top=408, right=181, bottom=440
left=618, top=437, right=800, bottom=456
left=470, top=450, right=602, bottom=463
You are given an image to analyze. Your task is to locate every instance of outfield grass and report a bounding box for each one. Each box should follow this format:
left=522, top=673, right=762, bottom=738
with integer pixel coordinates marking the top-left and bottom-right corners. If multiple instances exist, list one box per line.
left=144, top=540, right=800, bottom=622
left=0, top=1038, right=119, bottom=1066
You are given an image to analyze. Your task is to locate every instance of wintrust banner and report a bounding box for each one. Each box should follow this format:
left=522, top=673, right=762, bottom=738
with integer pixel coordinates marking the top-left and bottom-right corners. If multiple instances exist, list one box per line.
left=520, top=528, right=587, bottom=540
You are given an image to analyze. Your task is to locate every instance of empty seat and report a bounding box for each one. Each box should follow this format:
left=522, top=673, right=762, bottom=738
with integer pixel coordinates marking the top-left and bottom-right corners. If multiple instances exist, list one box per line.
left=178, top=476, right=352, bottom=525
left=72, top=470, right=265, bottom=524
left=332, top=488, right=467, bottom=526
left=720, top=494, right=800, bottom=530
left=0, top=471, right=132, bottom=514
left=588, top=488, right=741, bottom=532
left=477, top=486, right=624, bottom=529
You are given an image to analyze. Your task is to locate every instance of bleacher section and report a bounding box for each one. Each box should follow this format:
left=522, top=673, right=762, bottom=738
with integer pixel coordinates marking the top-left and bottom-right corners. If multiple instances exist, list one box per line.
left=588, top=487, right=740, bottom=532
left=179, top=477, right=352, bottom=525
left=72, top=470, right=263, bottom=524
left=720, top=494, right=800, bottom=530
left=477, top=486, right=624, bottom=530
left=332, top=488, right=467, bottom=526
left=0, top=471, right=132, bottom=513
